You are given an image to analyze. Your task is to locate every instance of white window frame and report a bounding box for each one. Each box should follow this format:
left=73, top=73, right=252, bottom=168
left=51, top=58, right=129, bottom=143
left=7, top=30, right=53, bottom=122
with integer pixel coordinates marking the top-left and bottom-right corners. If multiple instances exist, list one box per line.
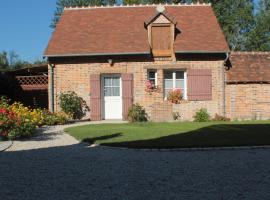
left=103, top=75, right=122, bottom=97
left=164, top=70, right=187, bottom=100
left=147, top=70, right=158, bottom=86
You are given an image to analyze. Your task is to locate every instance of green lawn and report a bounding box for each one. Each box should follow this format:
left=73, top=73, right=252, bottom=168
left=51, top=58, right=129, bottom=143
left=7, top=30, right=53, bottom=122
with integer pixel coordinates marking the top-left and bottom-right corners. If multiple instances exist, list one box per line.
left=64, top=121, right=270, bottom=148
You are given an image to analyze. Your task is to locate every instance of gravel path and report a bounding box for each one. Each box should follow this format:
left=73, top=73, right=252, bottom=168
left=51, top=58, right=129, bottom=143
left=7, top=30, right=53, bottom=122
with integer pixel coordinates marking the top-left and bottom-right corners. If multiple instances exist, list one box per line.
left=1, top=122, right=270, bottom=199
left=5, top=126, right=78, bottom=151
left=0, top=141, right=12, bottom=152
left=6, top=120, right=124, bottom=152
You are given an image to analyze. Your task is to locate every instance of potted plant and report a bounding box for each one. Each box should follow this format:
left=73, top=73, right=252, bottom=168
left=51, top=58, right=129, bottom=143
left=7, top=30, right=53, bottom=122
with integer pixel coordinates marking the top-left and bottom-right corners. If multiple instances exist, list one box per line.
left=145, top=80, right=160, bottom=94
left=167, top=89, right=183, bottom=104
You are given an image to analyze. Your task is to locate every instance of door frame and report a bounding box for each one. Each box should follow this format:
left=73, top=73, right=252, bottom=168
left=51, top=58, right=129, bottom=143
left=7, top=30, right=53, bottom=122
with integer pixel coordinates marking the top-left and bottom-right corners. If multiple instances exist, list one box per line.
left=101, top=74, right=122, bottom=120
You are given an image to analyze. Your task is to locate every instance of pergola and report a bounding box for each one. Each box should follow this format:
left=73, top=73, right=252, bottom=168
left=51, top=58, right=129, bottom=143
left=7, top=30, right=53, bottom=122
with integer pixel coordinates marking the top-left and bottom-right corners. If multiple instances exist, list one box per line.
left=15, top=75, right=48, bottom=91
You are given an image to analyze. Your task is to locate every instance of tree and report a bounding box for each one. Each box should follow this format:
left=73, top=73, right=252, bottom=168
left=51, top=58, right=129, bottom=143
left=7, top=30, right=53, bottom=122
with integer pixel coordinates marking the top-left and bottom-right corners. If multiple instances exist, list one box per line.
left=212, top=0, right=254, bottom=50
left=33, top=59, right=48, bottom=66
left=0, top=51, right=9, bottom=70
left=260, top=0, right=270, bottom=11
left=0, top=50, right=46, bottom=70
left=246, top=0, right=270, bottom=51
left=123, top=0, right=142, bottom=4
left=8, top=50, right=19, bottom=67
left=51, top=0, right=116, bottom=28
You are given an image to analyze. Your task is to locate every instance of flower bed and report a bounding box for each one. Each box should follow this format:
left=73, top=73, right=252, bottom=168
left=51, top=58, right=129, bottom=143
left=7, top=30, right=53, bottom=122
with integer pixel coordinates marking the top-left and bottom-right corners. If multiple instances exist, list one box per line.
left=0, top=97, right=69, bottom=140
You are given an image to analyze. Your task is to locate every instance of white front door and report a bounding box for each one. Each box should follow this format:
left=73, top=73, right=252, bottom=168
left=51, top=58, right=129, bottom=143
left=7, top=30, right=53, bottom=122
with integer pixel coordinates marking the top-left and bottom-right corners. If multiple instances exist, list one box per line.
left=103, top=75, right=122, bottom=119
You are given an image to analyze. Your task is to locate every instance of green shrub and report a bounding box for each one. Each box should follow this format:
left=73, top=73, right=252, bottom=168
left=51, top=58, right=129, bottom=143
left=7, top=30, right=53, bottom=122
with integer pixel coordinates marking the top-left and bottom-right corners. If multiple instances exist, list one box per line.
left=193, top=108, right=210, bottom=122
left=128, top=103, right=148, bottom=122
left=0, top=96, right=70, bottom=140
left=8, top=122, right=36, bottom=139
left=212, top=114, right=230, bottom=121
left=43, top=111, right=69, bottom=126
left=59, top=91, right=89, bottom=120
left=0, top=96, right=10, bottom=108
left=172, top=112, right=181, bottom=120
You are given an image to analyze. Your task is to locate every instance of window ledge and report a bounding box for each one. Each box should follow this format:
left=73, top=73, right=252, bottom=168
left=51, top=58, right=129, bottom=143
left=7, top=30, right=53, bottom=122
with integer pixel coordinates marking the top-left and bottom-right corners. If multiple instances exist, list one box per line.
left=165, top=99, right=189, bottom=104
left=144, top=64, right=189, bottom=70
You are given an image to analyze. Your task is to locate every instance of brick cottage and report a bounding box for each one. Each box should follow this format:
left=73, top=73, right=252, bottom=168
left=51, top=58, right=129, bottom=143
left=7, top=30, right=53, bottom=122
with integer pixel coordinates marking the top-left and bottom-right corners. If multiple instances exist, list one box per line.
left=44, top=4, right=270, bottom=121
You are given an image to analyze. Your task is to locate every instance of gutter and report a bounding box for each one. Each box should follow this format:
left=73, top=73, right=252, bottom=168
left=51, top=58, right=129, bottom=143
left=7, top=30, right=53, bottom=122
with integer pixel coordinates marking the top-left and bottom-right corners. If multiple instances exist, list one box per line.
left=223, top=52, right=230, bottom=117
left=49, top=64, right=55, bottom=112
left=44, top=51, right=229, bottom=58
left=175, top=50, right=229, bottom=54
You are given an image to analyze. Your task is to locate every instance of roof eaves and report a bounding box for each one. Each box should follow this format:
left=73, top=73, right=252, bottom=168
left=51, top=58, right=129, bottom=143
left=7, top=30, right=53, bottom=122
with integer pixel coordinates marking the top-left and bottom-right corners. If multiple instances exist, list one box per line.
left=44, top=52, right=151, bottom=58
left=175, top=50, right=230, bottom=54
left=45, top=51, right=230, bottom=58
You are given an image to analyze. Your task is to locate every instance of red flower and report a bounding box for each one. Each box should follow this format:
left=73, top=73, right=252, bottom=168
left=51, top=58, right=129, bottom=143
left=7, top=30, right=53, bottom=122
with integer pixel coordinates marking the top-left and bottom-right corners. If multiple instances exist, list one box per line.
left=167, top=89, right=183, bottom=104
left=0, top=108, right=8, bottom=114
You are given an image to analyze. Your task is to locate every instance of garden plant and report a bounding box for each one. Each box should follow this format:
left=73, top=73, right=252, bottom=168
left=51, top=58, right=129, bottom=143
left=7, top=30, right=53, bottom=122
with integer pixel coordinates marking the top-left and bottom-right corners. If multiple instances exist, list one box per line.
left=0, top=97, right=69, bottom=140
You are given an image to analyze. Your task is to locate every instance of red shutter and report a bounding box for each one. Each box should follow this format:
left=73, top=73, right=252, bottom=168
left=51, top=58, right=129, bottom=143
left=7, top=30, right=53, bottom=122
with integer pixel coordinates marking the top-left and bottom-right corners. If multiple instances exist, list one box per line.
left=90, top=74, right=101, bottom=121
left=188, top=69, right=212, bottom=101
left=122, top=73, right=133, bottom=120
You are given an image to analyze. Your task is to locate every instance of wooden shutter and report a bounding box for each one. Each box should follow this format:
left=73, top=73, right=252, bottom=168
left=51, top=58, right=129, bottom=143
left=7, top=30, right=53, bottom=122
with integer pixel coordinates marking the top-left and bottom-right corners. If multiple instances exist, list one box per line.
left=122, top=73, right=133, bottom=120
left=90, top=74, right=101, bottom=121
left=151, top=25, right=171, bottom=57
left=188, top=69, right=212, bottom=101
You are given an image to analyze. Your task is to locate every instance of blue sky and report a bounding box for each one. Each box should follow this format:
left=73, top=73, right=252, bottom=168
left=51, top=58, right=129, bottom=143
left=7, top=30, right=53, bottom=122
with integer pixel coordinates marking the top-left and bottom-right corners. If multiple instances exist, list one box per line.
left=0, top=0, right=57, bottom=62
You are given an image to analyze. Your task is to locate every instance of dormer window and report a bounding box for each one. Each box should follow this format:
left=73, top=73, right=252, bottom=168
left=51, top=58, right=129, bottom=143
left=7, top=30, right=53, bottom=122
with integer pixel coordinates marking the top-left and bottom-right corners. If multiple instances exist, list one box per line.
left=145, top=6, right=177, bottom=59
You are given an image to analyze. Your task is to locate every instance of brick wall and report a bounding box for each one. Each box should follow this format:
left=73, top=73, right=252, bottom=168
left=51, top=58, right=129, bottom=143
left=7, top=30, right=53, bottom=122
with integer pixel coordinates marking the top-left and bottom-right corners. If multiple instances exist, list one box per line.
left=48, top=58, right=225, bottom=121
left=226, top=84, right=270, bottom=120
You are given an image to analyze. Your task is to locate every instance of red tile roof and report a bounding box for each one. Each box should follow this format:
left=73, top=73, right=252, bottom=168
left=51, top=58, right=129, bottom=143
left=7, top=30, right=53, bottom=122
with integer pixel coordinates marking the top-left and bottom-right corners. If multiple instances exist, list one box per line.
left=227, top=52, right=270, bottom=83
left=44, top=4, right=229, bottom=57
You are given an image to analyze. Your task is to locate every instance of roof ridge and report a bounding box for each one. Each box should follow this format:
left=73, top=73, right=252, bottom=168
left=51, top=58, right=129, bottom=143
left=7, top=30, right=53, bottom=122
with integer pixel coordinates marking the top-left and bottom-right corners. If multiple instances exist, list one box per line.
left=64, top=3, right=212, bottom=10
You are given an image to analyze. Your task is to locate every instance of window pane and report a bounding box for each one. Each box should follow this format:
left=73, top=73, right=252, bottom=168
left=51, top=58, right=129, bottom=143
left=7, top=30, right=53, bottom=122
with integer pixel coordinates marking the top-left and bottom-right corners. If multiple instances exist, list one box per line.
left=176, top=71, right=184, bottom=79
left=164, top=79, right=173, bottom=89
left=104, top=77, right=111, bottom=86
left=112, top=77, right=120, bottom=86
left=112, top=87, right=120, bottom=96
left=176, top=80, right=184, bottom=88
left=104, top=87, right=112, bottom=96
left=148, top=71, right=156, bottom=79
left=164, top=71, right=173, bottom=79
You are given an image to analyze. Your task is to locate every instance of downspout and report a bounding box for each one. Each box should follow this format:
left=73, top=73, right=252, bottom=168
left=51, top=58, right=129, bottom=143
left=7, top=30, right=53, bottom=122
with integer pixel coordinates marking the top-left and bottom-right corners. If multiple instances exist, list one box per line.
left=49, top=64, right=55, bottom=112
left=223, top=52, right=230, bottom=117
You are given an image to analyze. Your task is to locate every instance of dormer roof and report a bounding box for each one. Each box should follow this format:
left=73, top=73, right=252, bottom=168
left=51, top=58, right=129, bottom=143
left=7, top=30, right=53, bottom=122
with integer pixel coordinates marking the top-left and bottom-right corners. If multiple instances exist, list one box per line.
left=144, top=6, right=177, bottom=27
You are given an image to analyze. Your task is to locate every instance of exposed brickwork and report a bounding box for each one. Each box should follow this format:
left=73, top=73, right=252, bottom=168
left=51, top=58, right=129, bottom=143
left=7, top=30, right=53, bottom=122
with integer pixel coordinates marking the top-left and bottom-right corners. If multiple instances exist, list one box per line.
left=226, top=84, right=270, bottom=120
left=48, top=52, right=270, bottom=121
left=224, top=52, right=270, bottom=120
left=49, top=58, right=225, bottom=121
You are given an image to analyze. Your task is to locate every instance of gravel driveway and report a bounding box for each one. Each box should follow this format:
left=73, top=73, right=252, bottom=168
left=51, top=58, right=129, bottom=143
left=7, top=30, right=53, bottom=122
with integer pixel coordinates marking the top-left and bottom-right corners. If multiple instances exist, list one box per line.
left=1, top=124, right=270, bottom=200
